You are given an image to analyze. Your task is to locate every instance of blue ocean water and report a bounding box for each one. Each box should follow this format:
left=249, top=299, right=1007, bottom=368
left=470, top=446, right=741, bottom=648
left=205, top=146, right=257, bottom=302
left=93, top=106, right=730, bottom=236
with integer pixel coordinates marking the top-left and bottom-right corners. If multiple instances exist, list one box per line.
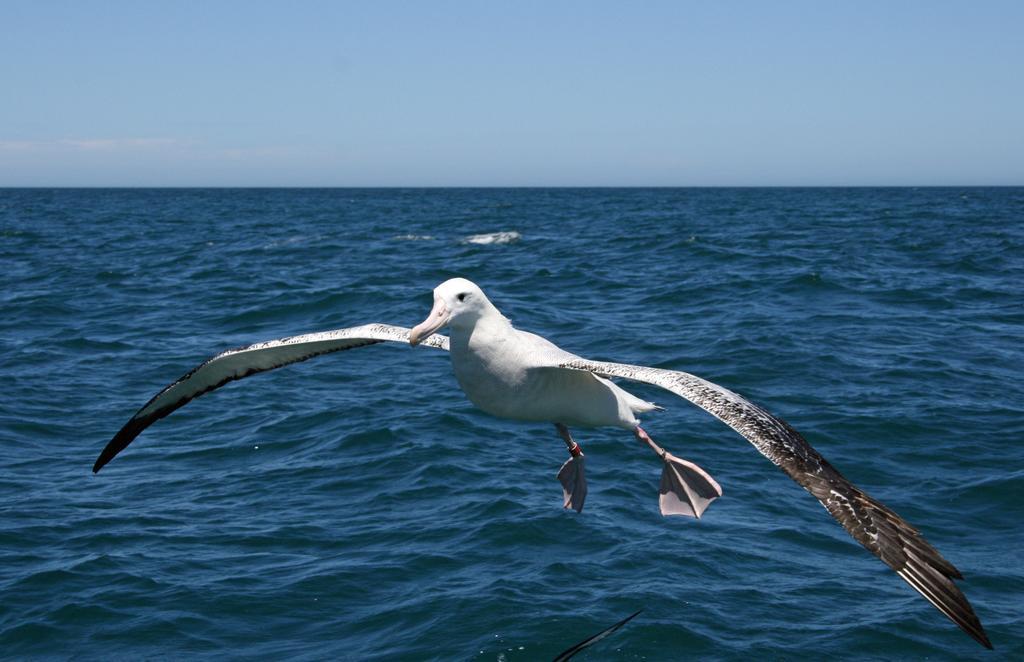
left=1, top=187, right=1022, bottom=660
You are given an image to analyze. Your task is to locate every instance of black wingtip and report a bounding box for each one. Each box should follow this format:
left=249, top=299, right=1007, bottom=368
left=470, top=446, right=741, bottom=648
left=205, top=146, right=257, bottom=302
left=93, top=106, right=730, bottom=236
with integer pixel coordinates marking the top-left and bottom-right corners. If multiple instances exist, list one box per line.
left=973, top=623, right=994, bottom=650
left=970, top=613, right=994, bottom=650
left=92, top=421, right=142, bottom=474
left=92, top=448, right=113, bottom=474
left=92, top=438, right=120, bottom=474
left=964, top=616, right=994, bottom=650
left=972, top=629, right=994, bottom=650
left=552, top=609, right=642, bottom=662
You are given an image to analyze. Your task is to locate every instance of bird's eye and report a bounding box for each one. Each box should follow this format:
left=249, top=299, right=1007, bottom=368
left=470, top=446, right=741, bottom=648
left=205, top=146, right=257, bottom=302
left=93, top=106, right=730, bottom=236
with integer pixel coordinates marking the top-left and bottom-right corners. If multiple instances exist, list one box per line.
left=457, top=293, right=467, bottom=302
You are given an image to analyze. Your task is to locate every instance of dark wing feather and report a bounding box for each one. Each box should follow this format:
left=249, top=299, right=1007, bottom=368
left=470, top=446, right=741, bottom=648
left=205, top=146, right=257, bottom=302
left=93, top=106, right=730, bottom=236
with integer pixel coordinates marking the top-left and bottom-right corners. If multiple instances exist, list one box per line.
left=93, top=324, right=449, bottom=473
left=558, top=359, right=992, bottom=650
left=552, top=610, right=642, bottom=662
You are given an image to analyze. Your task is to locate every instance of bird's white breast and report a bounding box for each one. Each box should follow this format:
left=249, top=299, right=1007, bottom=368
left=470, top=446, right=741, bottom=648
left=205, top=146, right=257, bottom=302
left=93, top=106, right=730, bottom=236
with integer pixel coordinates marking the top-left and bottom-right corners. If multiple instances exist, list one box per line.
left=448, top=321, right=639, bottom=429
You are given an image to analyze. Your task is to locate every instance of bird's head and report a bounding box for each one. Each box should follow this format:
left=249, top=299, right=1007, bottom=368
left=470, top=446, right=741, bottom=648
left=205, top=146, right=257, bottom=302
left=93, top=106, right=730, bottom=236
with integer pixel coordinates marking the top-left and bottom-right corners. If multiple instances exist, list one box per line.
left=409, top=278, right=494, bottom=345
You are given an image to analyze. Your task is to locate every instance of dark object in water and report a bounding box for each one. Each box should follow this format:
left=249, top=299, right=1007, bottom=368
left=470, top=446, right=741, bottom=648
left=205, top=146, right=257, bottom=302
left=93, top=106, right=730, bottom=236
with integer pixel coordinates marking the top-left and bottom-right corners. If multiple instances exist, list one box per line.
left=552, top=609, right=642, bottom=661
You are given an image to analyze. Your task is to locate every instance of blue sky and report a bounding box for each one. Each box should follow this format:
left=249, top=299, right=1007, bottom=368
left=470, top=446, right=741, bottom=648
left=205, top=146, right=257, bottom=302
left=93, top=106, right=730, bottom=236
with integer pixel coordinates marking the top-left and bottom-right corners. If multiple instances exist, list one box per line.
left=1, top=1, right=1021, bottom=186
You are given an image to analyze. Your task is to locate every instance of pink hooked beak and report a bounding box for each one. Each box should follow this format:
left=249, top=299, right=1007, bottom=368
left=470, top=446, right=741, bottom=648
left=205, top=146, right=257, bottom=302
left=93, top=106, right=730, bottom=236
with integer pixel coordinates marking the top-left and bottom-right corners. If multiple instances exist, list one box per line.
left=409, top=297, right=450, bottom=346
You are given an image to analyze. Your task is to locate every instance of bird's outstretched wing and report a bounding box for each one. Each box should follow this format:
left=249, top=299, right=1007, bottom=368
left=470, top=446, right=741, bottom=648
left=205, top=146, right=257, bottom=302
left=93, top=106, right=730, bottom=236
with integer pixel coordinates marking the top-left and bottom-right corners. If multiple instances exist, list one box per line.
left=558, top=358, right=992, bottom=650
left=92, top=324, right=449, bottom=473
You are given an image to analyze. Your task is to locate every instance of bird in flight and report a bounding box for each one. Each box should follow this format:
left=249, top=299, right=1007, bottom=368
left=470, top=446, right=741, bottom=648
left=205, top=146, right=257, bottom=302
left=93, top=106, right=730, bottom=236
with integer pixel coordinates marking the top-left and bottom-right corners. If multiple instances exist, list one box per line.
left=94, top=278, right=992, bottom=650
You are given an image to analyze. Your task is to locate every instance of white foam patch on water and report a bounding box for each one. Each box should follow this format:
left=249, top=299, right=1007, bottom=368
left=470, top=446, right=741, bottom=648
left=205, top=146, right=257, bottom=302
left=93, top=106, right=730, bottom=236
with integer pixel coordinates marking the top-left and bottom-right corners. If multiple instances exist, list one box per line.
left=393, top=234, right=435, bottom=241
left=263, top=235, right=321, bottom=248
left=461, top=231, right=521, bottom=245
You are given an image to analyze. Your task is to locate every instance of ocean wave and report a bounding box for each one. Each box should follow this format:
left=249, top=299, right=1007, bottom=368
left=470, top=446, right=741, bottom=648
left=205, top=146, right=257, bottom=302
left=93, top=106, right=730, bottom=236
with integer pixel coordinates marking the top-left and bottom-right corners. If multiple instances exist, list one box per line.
left=392, top=234, right=435, bottom=241
left=461, top=231, right=521, bottom=245
left=262, top=234, right=322, bottom=249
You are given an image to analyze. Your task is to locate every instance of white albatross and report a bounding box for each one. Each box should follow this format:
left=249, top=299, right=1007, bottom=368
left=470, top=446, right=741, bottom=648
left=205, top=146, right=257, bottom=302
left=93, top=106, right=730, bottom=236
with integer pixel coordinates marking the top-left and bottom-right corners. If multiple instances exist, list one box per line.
left=93, top=277, right=992, bottom=650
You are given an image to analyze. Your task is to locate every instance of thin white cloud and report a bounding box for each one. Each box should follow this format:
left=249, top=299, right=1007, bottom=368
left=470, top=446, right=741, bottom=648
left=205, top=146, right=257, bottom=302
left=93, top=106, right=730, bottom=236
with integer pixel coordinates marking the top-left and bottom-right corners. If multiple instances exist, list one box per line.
left=60, top=138, right=182, bottom=150
left=0, top=137, right=187, bottom=152
left=0, top=140, right=44, bottom=151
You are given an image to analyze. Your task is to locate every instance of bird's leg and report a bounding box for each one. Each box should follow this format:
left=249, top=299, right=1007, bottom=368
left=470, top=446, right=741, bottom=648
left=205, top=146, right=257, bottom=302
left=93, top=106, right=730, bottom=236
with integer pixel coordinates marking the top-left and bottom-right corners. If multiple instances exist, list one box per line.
left=635, top=425, right=722, bottom=519
left=555, top=423, right=587, bottom=513
left=557, top=422, right=583, bottom=457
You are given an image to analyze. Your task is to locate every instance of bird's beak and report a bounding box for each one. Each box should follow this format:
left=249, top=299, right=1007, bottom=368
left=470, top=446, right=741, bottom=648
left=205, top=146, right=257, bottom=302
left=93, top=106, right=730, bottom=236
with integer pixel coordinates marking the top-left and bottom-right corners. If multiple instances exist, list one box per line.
left=409, top=297, right=450, bottom=346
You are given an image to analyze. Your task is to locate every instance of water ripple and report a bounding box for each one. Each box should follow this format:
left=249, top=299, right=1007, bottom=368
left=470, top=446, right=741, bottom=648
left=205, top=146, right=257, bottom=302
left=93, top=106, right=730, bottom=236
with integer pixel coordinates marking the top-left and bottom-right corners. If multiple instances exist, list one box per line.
left=1, top=188, right=1021, bottom=659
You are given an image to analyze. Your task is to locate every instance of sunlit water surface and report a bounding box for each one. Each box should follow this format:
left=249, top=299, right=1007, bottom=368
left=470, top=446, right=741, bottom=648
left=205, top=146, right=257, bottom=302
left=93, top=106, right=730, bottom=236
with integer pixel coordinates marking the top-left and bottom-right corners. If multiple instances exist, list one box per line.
left=1, top=188, right=1021, bottom=659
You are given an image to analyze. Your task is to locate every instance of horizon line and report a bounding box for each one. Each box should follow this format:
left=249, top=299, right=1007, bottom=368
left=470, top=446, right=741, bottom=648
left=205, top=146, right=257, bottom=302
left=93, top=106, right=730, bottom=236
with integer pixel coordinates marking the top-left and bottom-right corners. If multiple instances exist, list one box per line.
left=2, top=184, right=1022, bottom=190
